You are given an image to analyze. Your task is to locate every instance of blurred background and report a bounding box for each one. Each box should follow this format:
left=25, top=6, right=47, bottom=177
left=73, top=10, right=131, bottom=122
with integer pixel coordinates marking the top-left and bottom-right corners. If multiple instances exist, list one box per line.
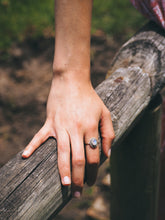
left=0, top=0, right=145, bottom=51
left=0, top=0, right=151, bottom=220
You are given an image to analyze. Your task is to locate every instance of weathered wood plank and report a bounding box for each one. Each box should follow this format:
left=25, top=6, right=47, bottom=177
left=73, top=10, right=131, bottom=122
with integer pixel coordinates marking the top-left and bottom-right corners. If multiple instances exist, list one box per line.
left=106, top=21, right=165, bottom=97
left=0, top=21, right=165, bottom=220
left=0, top=68, right=151, bottom=220
left=110, top=95, right=162, bottom=220
left=97, top=66, right=150, bottom=145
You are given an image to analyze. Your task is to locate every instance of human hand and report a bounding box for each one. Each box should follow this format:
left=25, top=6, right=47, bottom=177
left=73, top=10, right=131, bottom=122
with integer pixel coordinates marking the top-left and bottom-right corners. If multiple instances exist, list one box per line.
left=22, top=74, right=115, bottom=198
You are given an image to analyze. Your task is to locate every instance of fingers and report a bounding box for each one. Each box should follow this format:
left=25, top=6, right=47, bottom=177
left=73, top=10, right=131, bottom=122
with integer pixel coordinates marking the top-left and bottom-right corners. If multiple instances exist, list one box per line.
left=100, top=108, right=115, bottom=158
left=22, top=122, right=54, bottom=158
left=22, top=106, right=115, bottom=199
left=70, top=133, right=85, bottom=198
left=57, top=126, right=100, bottom=195
left=56, top=130, right=71, bottom=186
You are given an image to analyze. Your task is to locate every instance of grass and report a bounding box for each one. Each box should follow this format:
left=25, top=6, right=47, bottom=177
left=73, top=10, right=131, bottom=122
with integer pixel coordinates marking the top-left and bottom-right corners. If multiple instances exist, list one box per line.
left=0, top=0, right=54, bottom=50
left=92, top=0, right=146, bottom=40
left=0, top=0, right=146, bottom=51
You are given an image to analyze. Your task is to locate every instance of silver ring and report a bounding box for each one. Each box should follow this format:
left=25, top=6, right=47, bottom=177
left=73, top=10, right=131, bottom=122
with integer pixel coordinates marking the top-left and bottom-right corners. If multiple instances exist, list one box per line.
left=85, top=138, right=98, bottom=149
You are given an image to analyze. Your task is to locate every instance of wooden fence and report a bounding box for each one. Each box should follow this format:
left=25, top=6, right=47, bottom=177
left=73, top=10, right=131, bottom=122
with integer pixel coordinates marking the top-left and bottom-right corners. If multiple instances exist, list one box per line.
left=0, top=21, right=165, bottom=220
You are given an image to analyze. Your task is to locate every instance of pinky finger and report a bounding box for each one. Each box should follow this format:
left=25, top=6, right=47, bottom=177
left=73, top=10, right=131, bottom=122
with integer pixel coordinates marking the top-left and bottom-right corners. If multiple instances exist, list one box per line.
left=100, top=109, right=115, bottom=158
left=22, top=123, right=54, bottom=158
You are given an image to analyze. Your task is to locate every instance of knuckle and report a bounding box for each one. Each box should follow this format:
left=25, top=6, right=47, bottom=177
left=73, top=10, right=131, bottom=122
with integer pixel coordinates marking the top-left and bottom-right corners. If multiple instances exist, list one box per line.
left=73, top=177, right=83, bottom=187
left=103, top=131, right=115, bottom=141
left=34, top=132, right=40, bottom=140
left=88, top=156, right=100, bottom=165
left=87, top=120, right=98, bottom=132
left=38, top=129, right=46, bottom=138
left=76, top=120, right=83, bottom=130
left=72, top=157, right=85, bottom=167
left=71, top=120, right=83, bottom=135
left=73, top=118, right=83, bottom=130
left=58, top=143, right=69, bottom=153
left=104, top=109, right=111, bottom=118
left=110, top=131, right=115, bottom=140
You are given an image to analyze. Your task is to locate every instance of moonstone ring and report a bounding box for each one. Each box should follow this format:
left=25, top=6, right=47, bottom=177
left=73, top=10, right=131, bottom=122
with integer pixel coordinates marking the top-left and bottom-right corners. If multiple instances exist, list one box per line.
left=85, top=138, right=98, bottom=149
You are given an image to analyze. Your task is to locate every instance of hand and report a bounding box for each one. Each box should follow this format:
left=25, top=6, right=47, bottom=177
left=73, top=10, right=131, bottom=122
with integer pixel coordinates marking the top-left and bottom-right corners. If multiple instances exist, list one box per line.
left=22, top=74, right=115, bottom=197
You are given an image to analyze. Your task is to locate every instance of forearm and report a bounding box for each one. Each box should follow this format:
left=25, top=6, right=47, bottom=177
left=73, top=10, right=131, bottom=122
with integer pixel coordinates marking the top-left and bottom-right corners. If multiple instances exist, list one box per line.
left=53, top=0, right=93, bottom=82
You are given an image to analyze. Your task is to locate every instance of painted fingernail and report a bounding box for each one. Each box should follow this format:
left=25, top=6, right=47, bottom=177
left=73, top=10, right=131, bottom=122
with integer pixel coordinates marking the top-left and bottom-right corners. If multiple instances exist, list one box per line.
left=74, top=191, right=81, bottom=198
left=63, top=176, right=71, bottom=185
left=22, top=151, right=28, bottom=158
left=108, top=149, right=111, bottom=158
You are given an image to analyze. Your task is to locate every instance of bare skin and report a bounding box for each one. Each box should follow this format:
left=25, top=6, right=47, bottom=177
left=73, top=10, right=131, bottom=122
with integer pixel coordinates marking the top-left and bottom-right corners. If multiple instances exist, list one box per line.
left=22, top=0, right=115, bottom=198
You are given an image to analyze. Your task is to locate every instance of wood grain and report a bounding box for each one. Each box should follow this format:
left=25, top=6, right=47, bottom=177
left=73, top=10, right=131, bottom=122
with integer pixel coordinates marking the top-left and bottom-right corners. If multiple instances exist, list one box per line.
left=0, top=21, right=165, bottom=220
left=110, top=95, right=162, bottom=220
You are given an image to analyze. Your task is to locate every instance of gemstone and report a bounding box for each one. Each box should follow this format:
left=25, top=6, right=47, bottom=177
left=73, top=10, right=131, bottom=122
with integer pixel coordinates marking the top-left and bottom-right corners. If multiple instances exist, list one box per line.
left=89, top=138, right=97, bottom=149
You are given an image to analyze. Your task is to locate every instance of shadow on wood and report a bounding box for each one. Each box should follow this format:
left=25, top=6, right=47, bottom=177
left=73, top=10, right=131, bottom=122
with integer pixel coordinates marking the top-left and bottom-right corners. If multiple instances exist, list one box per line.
left=111, top=95, right=162, bottom=220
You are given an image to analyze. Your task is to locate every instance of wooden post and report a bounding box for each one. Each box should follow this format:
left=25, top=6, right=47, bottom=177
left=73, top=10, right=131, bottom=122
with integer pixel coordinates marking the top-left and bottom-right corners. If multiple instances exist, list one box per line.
left=110, top=95, right=162, bottom=220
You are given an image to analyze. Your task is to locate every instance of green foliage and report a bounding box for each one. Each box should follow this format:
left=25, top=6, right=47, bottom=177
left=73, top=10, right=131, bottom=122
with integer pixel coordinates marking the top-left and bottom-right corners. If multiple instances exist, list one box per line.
left=92, top=0, right=146, bottom=40
left=0, top=0, right=54, bottom=50
left=0, top=0, right=146, bottom=51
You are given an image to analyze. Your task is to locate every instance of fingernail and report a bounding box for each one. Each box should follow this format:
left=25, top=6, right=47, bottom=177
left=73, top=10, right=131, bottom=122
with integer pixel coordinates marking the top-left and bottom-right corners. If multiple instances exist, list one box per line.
left=108, top=149, right=111, bottom=158
left=22, top=150, right=29, bottom=158
left=63, top=176, right=71, bottom=185
left=74, top=191, right=81, bottom=198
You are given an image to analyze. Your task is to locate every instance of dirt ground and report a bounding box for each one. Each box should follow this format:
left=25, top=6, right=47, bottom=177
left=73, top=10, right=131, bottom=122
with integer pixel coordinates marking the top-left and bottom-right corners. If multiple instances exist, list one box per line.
left=1, top=33, right=165, bottom=220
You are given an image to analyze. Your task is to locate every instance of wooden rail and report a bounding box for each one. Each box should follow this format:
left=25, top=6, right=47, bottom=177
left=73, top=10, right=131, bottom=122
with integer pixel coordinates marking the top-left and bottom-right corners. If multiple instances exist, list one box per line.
left=0, top=21, right=165, bottom=220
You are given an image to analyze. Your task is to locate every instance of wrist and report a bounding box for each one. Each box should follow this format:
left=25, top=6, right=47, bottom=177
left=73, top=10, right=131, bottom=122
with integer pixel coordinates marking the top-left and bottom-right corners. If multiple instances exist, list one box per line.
left=52, top=68, right=91, bottom=85
left=53, top=46, right=91, bottom=77
left=53, top=36, right=91, bottom=77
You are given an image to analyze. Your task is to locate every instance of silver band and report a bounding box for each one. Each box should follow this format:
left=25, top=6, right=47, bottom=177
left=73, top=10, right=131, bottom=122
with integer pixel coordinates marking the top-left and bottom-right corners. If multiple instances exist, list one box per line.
left=85, top=137, right=98, bottom=149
